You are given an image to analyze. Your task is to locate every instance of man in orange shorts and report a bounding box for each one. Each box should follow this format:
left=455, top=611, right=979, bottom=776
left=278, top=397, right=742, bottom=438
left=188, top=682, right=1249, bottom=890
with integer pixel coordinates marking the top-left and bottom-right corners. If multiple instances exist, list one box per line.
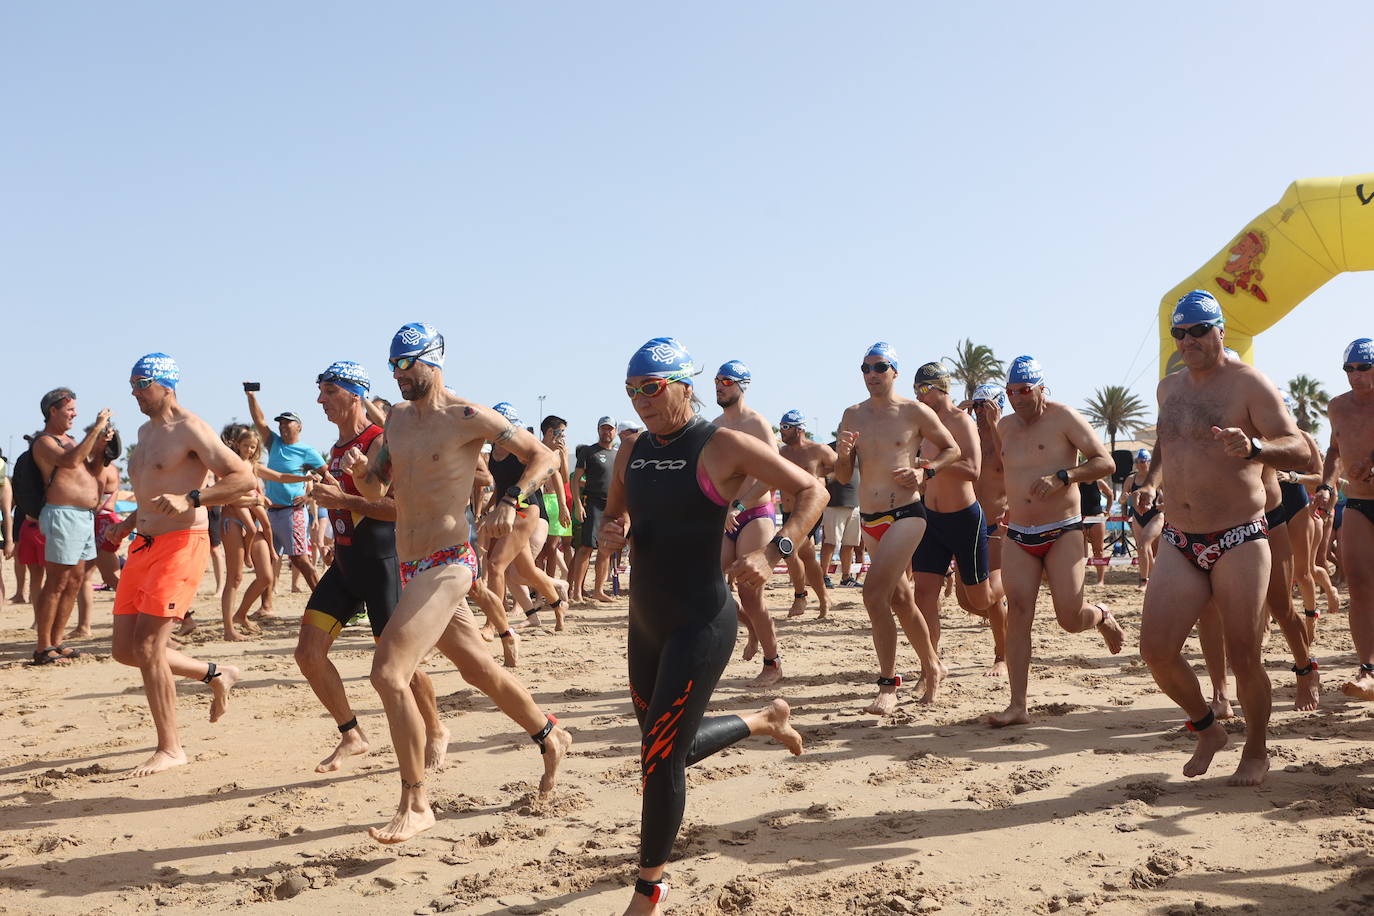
left=103, top=353, right=256, bottom=777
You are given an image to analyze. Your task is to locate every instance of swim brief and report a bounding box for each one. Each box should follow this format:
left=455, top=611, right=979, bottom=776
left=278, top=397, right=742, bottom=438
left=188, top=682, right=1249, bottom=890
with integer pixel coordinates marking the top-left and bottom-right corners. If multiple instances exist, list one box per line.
left=113, top=529, right=211, bottom=619
left=1343, top=497, right=1374, bottom=528
left=307, top=549, right=401, bottom=638
left=1264, top=502, right=1288, bottom=531
left=400, top=542, right=479, bottom=588
left=40, top=504, right=97, bottom=566
left=912, top=501, right=990, bottom=585
left=1006, top=516, right=1084, bottom=559
left=726, top=504, right=775, bottom=542
left=1161, top=517, right=1268, bottom=573
left=859, top=500, right=926, bottom=542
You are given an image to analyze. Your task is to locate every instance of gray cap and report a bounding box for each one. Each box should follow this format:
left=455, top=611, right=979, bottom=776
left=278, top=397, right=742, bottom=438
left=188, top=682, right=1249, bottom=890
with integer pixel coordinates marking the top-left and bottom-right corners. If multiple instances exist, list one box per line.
left=597, top=415, right=616, bottom=428
left=274, top=412, right=302, bottom=425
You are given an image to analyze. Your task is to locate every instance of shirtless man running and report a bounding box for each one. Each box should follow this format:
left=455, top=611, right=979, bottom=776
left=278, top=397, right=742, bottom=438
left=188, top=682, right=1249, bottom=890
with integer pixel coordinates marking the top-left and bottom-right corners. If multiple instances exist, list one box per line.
left=989, top=355, right=1124, bottom=727
left=1313, top=337, right=1374, bottom=703
left=966, top=384, right=1011, bottom=675
left=350, top=323, right=571, bottom=844
left=104, top=354, right=253, bottom=776
left=1136, top=291, right=1306, bottom=787
left=777, top=410, right=834, bottom=619
left=835, top=343, right=958, bottom=714
left=713, top=360, right=785, bottom=686
left=911, top=363, right=1007, bottom=673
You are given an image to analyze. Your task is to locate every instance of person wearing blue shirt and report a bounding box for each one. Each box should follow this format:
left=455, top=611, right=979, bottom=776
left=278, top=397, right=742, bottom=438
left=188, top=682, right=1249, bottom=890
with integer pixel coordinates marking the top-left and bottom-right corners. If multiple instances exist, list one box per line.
left=245, top=386, right=326, bottom=590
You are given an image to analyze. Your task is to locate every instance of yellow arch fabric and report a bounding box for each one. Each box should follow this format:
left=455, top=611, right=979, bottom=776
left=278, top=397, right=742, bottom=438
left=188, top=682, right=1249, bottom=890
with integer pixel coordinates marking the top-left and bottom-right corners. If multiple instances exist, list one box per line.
left=1159, top=173, right=1374, bottom=376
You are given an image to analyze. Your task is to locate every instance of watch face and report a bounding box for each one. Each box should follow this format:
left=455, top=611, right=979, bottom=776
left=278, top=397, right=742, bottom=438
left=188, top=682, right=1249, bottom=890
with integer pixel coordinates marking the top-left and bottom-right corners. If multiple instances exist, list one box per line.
left=779, top=536, right=794, bottom=555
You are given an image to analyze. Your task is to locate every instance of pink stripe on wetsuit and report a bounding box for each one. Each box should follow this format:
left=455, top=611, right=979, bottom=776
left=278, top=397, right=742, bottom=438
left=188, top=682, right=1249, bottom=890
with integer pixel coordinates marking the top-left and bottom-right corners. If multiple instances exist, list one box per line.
left=696, top=458, right=771, bottom=540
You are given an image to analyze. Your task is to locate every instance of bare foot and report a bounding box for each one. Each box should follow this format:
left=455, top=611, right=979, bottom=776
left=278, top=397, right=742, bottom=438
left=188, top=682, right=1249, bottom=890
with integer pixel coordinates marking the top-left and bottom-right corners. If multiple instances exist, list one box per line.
left=234, top=616, right=261, bottom=635
left=757, top=698, right=804, bottom=754
left=222, top=628, right=248, bottom=642
left=816, top=603, right=829, bottom=620
left=537, top=723, right=573, bottom=799
left=66, top=626, right=93, bottom=639
left=501, top=629, right=519, bottom=668
left=1094, top=604, right=1125, bottom=654
left=479, top=622, right=496, bottom=642
left=986, top=704, right=1030, bottom=728
left=368, top=804, right=436, bottom=844
left=1295, top=667, right=1321, bottom=711
left=749, top=660, right=783, bottom=688
left=787, top=593, right=807, bottom=618
left=209, top=665, right=240, bottom=723
left=1210, top=692, right=1235, bottom=720
left=1182, top=722, right=1229, bottom=778
left=741, top=633, right=759, bottom=662
left=425, top=722, right=451, bottom=770
left=176, top=615, right=197, bottom=637
left=1228, top=753, right=1269, bottom=787
left=1341, top=672, right=1374, bottom=702
left=317, top=727, right=369, bottom=773
left=553, top=581, right=569, bottom=631
left=864, top=688, right=898, bottom=716
left=129, top=748, right=188, bottom=777
left=589, top=591, right=614, bottom=604
left=985, top=657, right=1008, bottom=678
left=917, top=665, right=944, bottom=705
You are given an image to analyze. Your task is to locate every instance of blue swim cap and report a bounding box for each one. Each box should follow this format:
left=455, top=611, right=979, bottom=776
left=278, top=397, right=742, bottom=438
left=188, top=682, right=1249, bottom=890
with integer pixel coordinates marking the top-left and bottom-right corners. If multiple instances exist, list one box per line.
left=717, top=360, right=751, bottom=386
left=970, top=383, right=1006, bottom=411
left=131, top=353, right=179, bottom=391
left=1171, top=289, right=1225, bottom=328
left=1344, top=338, right=1374, bottom=365
left=390, top=322, right=445, bottom=368
left=318, top=360, right=370, bottom=398
left=864, top=342, right=899, bottom=372
left=627, top=337, right=697, bottom=386
left=1007, top=355, right=1045, bottom=387
left=492, top=402, right=521, bottom=424
left=780, top=409, right=806, bottom=429
left=1135, top=448, right=1152, bottom=462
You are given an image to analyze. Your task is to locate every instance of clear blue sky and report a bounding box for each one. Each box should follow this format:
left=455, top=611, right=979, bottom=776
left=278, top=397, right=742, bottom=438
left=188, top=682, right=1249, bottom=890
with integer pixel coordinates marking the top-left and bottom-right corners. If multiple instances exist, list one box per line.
left=4, top=3, right=1371, bottom=461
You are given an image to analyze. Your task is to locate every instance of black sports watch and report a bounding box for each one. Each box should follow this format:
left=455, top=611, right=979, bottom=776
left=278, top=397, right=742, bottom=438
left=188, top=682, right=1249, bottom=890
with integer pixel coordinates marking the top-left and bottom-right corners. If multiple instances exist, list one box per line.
left=504, top=485, right=523, bottom=503
left=1245, top=437, right=1262, bottom=460
left=770, top=533, right=795, bottom=559
left=187, top=488, right=202, bottom=508
left=1055, top=469, right=1071, bottom=486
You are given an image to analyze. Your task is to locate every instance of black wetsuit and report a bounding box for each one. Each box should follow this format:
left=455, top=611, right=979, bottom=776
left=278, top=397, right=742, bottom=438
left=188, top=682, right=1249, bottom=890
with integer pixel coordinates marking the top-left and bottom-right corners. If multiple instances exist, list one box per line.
left=1128, top=480, right=1160, bottom=526
left=625, top=417, right=750, bottom=869
left=576, top=443, right=614, bottom=548
left=307, top=424, right=400, bottom=637
left=1078, top=481, right=1105, bottom=520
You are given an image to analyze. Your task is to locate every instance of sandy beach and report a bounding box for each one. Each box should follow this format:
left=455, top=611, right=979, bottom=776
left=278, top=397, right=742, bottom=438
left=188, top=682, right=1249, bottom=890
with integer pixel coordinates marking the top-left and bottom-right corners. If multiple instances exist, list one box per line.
left=3, top=569, right=1372, bottom=916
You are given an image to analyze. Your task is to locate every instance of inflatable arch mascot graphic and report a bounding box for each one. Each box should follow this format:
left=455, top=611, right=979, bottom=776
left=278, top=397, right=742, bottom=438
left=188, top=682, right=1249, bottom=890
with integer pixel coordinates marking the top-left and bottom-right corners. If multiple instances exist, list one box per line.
left=1159, top=173, right=1374, bottom=376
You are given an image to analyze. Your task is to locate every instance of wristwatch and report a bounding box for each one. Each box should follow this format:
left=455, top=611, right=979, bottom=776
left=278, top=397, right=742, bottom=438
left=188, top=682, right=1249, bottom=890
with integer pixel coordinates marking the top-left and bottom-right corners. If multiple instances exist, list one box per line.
left=1055, top=469, right=1070, bottom=486
left=504, top=485, right=523, bottom=503
left=1245, top=437, right=1262, bottom=460
left=187, top=488, right=202, bottom=508
left=770, top=533, right=795, bottom=559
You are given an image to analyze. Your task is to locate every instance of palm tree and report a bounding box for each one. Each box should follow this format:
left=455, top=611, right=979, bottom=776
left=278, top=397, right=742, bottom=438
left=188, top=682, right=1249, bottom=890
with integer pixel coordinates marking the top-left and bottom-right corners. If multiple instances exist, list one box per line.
left=1287, top=375, right=1330, bottom=434
left=1083, top=385, right=1150, bottom=451
left=945, top=339, right=1005, bottom=401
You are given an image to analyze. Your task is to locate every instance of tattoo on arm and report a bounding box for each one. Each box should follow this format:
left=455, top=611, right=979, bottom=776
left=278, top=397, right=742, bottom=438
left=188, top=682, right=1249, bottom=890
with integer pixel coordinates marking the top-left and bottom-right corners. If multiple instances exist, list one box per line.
left=495, top=424, right=516, bottom=444
left=367, top=444, right=392, bottom=486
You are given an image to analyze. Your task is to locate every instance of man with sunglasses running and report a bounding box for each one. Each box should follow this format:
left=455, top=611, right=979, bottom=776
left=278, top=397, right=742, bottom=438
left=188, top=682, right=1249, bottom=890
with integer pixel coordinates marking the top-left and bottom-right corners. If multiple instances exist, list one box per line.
left=835, top=343, right=959, bottom=713
left=1135, top=291, right=1306, bottom=787
left=777, top=410, right=834, bottom=619
left=713, top=360, right=785, bottom=685
left=347, top=323, right=571, bottom=844
left=989, top=355, right=1124, bottom=728
left=295, top=360, right=448, bottom=775
left=1313, top=337, right=1374, bottom=704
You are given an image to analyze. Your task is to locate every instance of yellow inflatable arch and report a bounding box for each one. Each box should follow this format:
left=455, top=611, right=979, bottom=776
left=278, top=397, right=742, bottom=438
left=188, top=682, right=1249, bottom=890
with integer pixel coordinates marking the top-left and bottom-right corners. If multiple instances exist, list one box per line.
left=1159, top=173, right=1374, bottom=376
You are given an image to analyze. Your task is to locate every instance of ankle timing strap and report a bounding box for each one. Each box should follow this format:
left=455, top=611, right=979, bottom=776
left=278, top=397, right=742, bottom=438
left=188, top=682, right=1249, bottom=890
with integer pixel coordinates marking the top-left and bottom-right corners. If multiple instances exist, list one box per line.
left=531, top=715, right=558, bottom=754
left=1362, top=663, right=1374, bottom=675
left=1303, top=608, right=1320, bottom=618
left=1185, top=709, right=1216, bottom=733
left=201, top=662, right=221, bottom=684
left=338, top=716, right=358, bottom=734
left=876, top=674, right=903, bottom=687
left=763, top=655, right=780, bottom=667
left=496, top=630, right=513, bottom=639
left=634, top=878, right=668, bottom=904
left=1292, top=660, right=1318, bottom=676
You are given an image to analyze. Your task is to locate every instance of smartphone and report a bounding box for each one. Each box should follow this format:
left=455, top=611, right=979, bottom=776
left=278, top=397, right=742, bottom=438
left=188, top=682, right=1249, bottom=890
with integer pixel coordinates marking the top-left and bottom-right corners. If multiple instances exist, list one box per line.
left=243, top=382, right=261, bottom=392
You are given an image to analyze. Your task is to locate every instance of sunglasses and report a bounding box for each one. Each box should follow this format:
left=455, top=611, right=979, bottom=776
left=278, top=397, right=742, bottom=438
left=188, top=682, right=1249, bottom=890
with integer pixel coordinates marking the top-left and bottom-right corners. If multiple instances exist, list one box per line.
left=1170, top=322, right=1221, bottom=340
left=388, top=344, right=441, bottom=371
left=625, top=376, right=685, bottom=398
left=1343, top=362, right=1373, bottom=373
left=780, top=422, right=803, bottom=430
left=860, top=362, right=893, bottom=374
left=1006, top=384, right=1038, bottom=396
left=915, top=383, right=942, bottom=394
left=130, top=377, right=156, bottom=390
left=714, top=376, right=744, bottom=387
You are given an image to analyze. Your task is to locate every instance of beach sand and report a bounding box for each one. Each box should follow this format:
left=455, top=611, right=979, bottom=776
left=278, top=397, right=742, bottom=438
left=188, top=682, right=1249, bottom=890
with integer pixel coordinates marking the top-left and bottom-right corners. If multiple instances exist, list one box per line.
left=2, top=569, right=1371, bottom=915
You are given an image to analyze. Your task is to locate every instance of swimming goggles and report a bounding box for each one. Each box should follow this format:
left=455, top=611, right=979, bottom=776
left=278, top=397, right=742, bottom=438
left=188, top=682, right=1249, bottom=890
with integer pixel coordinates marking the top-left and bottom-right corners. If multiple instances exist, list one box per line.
left=1170, top=322, right=1222, bottom=340
left=625, top=375, right=687, bottom=398
left=860, top=361, right=893, bottom=374
left=388, top=344, right=442, bottom=371
left=1343, top=362, right=1373, bottom=373
left=130, top=377, right=157, bottom=390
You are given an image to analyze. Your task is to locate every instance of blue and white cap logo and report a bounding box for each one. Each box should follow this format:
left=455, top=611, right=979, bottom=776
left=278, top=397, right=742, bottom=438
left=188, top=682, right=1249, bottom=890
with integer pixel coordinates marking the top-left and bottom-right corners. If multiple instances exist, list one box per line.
left=627, top=337, right=698, bottom=385
left=1344, top=337, right=1374, bottom=366
left=492, top=402, right=521, bottom=424
left=864, top=342, right=899, bottom=372
left=390, top=322, right=445, bottom=368
left=1007, top=355, right=1045, bottom=387
left=1135, top=448, right=1152, bottom=462
left=320, top=360, right=370, bottom=397
left=780, top=409, right=806, bottom=429
left=970, top=383, right=1006, bottom=410
left=717, top=360, right=751, bottom=384
left=1171, top=289, right=1225, bottom=327
left=131, top=353, right=180, bottom=390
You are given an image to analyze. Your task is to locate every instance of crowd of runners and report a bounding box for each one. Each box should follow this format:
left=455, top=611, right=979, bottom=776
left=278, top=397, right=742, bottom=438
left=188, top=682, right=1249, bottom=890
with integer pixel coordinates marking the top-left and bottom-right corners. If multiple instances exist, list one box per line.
left=1, top=295, right=1371, bottom=914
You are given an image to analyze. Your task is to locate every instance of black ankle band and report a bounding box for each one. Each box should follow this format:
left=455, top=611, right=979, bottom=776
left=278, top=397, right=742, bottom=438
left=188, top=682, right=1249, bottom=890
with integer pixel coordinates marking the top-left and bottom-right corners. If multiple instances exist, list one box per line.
left=525, top=607, right=541, bottom=617
left=1186, top=709, right=1216, bottom=733
left=1303, top=609, right=1320, bottom=617
left=338, top=716, right=358, bottom=734
left=201, top=662, right=220, bottom=684
left=634, top=878, right=668, bottom=903
left=763, top=655, right=779, bottom=667
left=531, top=715, right=557, bottom=754
left=497, top=629, right=513, bottom=639
left=794, top=592, right=806, bottom=598
left=876, top=674, right=903, bottom=687
left=1292, top=660, right=1318, bottom=676
left=1362, top=663, right=1374, bottom=675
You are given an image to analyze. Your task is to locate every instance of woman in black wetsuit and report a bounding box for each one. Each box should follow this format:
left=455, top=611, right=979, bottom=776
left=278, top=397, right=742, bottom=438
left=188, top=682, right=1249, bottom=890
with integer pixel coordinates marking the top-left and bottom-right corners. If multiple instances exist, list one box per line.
left=1121, top=448, right=1164, bottom=588
left=599, top=337, right=826, bottom=915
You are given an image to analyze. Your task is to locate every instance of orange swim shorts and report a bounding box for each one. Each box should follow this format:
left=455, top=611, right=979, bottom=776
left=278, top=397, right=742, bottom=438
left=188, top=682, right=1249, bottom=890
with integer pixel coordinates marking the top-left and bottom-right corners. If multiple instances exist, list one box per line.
left=113, top=528, right=210, bottom=619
